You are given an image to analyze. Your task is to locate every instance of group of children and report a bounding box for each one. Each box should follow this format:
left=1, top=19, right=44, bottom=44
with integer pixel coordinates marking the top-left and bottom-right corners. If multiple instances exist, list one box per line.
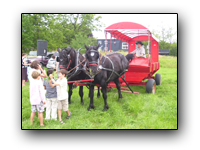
left=29, top=60, right=71, bottom=127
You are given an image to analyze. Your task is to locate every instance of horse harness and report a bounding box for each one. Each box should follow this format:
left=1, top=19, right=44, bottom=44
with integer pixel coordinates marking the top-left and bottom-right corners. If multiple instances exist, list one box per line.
left=86, top=50, right=121, bottom=83
left=61, top=48, right=133, bottom=93
left=61, top=48, right=87, bottom=80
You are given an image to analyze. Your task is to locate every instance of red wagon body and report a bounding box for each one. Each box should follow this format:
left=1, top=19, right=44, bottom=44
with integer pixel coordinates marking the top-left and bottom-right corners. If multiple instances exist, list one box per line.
left=104, top=22, right=161, bottom=93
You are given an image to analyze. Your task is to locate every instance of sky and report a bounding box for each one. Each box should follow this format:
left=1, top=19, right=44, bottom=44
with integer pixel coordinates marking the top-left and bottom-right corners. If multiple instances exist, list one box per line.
left=92, top=14, right=177, bottom=42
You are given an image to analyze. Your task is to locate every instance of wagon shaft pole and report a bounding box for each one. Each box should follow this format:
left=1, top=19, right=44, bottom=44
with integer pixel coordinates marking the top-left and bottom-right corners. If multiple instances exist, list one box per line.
left=102, top=67, right=135, bottom=94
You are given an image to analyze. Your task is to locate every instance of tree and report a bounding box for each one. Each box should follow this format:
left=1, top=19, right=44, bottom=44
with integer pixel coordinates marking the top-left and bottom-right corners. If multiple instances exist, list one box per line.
left=169, top=42, right=177, bottom=56
left=63, top=14, right=103, bottom=44
left=21, top=14, right=103, bottom=53
left=152, top=26, right=177, bottom=56
left=152, top=26, right=176, bottom=44
left=22, top=14, right=34, bottom=52
left=71, top=32, right=97, bottom=52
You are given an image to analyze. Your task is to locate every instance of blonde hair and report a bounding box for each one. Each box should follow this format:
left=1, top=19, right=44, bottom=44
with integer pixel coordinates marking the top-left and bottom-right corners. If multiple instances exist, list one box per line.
left=31, top=71, right=41, bottom=79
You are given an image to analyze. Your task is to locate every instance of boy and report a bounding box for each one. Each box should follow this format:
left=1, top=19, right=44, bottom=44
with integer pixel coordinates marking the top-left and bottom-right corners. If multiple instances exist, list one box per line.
left=49, top=69, right=71, bottom=124
left=43, top=69, right=58, bottom=120
left=30, top=71, right=46, bottom=126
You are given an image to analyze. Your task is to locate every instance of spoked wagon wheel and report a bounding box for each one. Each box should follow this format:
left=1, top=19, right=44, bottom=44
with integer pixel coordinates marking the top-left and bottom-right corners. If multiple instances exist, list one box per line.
left=107, top=87, right=112, bottom=92
left=146, top=79, right=156, bottom=94
left=155, top=73, right=161, bottom=85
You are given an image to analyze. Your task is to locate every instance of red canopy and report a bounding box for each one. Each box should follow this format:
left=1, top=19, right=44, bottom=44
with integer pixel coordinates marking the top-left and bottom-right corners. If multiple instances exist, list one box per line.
left=105, top=21, right=147, bottom=30
left=105, top=22, right=157, bottom=42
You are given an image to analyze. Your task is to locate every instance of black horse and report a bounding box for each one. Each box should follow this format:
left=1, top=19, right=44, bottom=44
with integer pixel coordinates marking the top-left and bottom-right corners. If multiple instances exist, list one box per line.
left=85, top=44, right=131, bottom=111
left=57, top=47, right=101, bottom=104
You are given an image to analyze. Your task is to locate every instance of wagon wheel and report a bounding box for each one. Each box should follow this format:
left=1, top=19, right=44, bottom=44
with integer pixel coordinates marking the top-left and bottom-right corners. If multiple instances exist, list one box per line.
left=155, top=73, right=161, bottom=85
left=146, top=79, right=156, bottom=94
left=107, top=87, right=113, bottom=92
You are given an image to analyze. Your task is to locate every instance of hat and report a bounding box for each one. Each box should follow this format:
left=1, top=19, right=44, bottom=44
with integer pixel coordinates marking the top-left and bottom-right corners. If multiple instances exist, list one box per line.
left=136, top=41, right=143, bottom=45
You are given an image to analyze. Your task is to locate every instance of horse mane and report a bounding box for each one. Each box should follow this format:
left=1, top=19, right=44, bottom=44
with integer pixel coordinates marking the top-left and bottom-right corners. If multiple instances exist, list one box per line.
left=66, top=47, right=85, bottom=63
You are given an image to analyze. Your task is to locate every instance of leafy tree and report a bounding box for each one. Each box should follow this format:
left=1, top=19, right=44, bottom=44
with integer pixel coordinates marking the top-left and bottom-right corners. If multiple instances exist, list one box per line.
left=71, top=32, right=97, bottom=53
left=169, top=42, right=177, bottom=56
left=152, top=26, right=177, bottom=56
left=22, top=14, right=34, bottom=52
left=22, top=14, right=103, bottom=53
left=63, top=14, right=103, bottom=45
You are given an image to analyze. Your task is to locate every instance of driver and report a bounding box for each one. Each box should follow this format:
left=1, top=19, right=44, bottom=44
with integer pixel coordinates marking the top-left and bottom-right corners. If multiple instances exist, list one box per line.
left=131, top=41, right=146, bottom=58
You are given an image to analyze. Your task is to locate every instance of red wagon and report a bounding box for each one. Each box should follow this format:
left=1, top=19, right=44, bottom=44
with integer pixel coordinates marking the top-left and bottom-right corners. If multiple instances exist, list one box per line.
left=68, top=22, right=161, bottom=94
left=104, top=22, right=161, bottom=94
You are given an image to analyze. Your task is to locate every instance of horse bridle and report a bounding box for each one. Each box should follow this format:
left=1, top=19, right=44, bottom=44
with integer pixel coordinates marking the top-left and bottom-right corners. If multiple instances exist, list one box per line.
left=86, top=49, right=100, bottom=67
left=59, top=49, right=71, bottom=69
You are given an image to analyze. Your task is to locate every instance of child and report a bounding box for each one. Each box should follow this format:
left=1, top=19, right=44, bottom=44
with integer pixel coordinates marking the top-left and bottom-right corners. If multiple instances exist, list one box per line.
left=29, top=60, right=47, bottom=83
left=30, top=70, right=46, bottom=126
left=43, top=69, right=58, bottom=120
left=49, top=69, right=71, bottom=124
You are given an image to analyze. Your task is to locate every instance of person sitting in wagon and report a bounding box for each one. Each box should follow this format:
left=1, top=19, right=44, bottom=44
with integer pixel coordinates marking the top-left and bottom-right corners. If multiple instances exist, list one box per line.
left=131, top=41, right=146, bottom=58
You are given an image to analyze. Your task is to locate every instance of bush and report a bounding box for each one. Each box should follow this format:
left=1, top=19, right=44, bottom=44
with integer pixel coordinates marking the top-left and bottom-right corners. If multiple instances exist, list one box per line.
left=169, top=43, right=177, bottom=56
left=79, top=49, right=86, bottom=54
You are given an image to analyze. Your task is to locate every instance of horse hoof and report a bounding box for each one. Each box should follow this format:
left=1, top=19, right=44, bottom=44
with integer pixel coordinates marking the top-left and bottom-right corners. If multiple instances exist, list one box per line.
left=81, top=102, right=84, bottom=105
left=69, top=101, right=71, bottom=104
left=103, top=105, right=109, bottom=111
left=103, top=108, right=108, bottom=111
left=88, top=105, right=95, bottom=111
left=118, top=98, right=122, bottom=101
left=103, top=108, right=107, bottom=111
left=97, top=94, right=100, bottom=98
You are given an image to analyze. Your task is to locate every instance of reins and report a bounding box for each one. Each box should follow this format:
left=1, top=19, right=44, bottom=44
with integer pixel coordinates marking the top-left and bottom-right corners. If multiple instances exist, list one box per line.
left=67, top=58, right=86, bottom=74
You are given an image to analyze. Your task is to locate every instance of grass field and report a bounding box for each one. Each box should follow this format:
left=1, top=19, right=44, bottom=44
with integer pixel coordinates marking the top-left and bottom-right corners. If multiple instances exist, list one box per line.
left=22, top=55, right=177, bottom=129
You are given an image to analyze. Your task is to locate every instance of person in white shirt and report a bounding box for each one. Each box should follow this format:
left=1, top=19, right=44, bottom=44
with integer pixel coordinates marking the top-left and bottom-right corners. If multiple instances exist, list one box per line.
left=30, top=71, right=46, bottom=127
left=47, top=55, right=56, bottom=69
left=131, top=41, right=146, bottom=58
left=49, top=69, right=71, bottom=124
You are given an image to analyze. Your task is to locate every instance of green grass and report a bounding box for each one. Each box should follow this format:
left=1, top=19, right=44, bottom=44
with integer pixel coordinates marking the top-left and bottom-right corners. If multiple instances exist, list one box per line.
left=22, top=55, right=177, bottom=129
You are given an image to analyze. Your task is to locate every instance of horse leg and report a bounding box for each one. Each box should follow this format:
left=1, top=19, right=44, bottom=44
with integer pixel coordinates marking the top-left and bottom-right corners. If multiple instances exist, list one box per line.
left=97, top=86, right=100, bottom=98
left=101, top=85, right=109, bottom=111
left=88, top=85, right=95, bottom=111
left=79, top=86, right=84, bottom=105
left=68, top=83, right=73, bottom=104
left=88, top=86, right=91, bottom=98
left=114, top=78, right=123, bottom=100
